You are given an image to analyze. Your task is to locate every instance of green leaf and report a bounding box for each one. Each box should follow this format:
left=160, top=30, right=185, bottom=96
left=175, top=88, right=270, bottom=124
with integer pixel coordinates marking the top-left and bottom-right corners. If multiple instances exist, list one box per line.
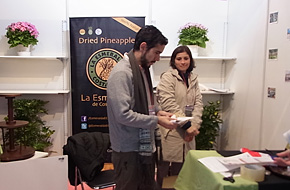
left=5, top=28, right=38, bottom=48
left=178, top=25, right=209, bottom=48
left=196, top=100, right=223, bottom=150
left=4, top=99, right=54, bottom=151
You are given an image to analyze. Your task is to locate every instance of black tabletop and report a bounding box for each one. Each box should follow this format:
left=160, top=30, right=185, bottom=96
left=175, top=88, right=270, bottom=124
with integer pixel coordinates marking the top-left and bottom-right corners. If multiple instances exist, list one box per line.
left=217, top=150, right=290, bottom=190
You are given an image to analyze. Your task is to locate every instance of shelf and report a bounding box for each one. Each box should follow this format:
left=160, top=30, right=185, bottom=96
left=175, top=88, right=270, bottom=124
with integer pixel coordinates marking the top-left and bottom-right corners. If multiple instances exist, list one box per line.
left=153, top=90, right=234, bottom=95
left=0, top=90, right=70, bottom=94
left=201, top=90, right=234, bottom=95
left=160, top=56, right=236, bottom=61
left=0, top=55, right=68, bottom=60
left=0, top=151, right=49, bottom=163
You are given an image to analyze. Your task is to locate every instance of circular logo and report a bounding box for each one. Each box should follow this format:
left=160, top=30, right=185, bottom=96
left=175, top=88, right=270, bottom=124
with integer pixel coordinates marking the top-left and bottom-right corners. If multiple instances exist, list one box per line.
left=79, top=29, right=85, bottom=35
left=95, top=28, right=102, bottom=35
left=86, top=48, right=123, bottom=90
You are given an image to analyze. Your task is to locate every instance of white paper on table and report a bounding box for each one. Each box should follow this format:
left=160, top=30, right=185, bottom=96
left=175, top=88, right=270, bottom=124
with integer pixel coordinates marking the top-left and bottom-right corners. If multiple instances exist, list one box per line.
left=198, top=152, right=274, bottom=173
left=198, top=157, right=240, bottom=173
left=219, top=152, right=274, bottom=166
left=218, top=152, right=253, bottom=165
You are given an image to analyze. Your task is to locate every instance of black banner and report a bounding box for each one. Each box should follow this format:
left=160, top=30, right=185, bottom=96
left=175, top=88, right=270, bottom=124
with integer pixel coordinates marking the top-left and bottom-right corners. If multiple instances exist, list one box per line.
left=70, top=17, right=145, bottom=134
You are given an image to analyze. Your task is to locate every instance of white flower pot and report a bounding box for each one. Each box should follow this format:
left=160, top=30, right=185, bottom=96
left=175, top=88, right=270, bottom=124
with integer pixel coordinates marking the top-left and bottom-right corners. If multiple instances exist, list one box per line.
left=17, top=45, right=31, bottom=56
left=187, top=45, right=199, bottom=57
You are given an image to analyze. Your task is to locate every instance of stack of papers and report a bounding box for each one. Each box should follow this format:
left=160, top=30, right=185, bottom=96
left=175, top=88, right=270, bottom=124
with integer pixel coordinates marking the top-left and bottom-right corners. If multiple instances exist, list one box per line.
left=219, top=152, right=274, bottom=166
left=198, top=152, right=274, bottom=176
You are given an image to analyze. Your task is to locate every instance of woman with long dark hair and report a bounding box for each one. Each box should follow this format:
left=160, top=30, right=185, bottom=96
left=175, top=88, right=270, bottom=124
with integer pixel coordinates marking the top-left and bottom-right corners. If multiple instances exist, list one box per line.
left=156, top=45, right=203, bottom=188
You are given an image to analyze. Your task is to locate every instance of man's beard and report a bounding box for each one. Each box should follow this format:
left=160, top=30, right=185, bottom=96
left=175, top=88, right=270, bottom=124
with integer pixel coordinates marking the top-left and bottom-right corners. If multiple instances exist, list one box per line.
left=140, top=51, right=150, bottom=69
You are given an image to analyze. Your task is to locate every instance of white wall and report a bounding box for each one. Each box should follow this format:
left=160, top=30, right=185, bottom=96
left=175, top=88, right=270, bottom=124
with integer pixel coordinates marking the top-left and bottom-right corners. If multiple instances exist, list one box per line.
left=151, top=0, right=228, bottom=56
left=68, top=0, right=227, bottom=57
left=68, top=0, right=149, bottom=18
left=0, top=0, right=66, bottom=56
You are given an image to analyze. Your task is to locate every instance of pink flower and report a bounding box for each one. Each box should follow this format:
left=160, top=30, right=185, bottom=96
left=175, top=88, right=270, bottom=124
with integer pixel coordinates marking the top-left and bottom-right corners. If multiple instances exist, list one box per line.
left=6, top=21, right=39, bottom=38
left=179, top=22, right=208, bottom=32
left=5, top=21, right=39, bottom=48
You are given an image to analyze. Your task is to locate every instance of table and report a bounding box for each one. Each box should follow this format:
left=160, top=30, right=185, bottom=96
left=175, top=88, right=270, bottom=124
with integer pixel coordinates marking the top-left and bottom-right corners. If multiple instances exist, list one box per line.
left=174, top=150, right=290, bottom=190
left=219, top=150, right=290, bottom=190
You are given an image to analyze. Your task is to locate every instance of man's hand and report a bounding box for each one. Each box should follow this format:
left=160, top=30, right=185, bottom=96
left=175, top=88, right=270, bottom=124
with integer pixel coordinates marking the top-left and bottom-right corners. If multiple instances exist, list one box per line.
left=157, top=111, right=177, bottom=129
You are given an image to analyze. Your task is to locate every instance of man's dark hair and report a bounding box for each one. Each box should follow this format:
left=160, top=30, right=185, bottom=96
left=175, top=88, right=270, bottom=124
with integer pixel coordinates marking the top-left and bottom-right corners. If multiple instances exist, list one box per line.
left=170, top=45, right=195, bottom=73
left=133, top=25, right=168, bottom=51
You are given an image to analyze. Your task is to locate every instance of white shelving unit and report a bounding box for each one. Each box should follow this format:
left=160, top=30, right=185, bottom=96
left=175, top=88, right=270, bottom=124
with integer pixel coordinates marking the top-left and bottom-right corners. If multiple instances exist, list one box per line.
left=0, top=56, right=69, bottom=94
left=0, top=0, right=69, bottom=156
left=0, top=55, right=70, bottom=156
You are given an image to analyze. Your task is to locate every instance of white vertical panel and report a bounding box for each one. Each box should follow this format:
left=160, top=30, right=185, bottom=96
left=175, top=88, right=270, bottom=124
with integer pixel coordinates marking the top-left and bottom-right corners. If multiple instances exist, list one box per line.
left=224, top=0, right=268, bottom=150
left=261, top=0, right=290, bottom=149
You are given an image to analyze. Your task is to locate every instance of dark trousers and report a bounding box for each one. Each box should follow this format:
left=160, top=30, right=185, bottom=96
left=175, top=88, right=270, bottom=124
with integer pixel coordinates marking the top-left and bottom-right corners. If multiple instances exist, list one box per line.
left=112, top=151, right=160, bottom=190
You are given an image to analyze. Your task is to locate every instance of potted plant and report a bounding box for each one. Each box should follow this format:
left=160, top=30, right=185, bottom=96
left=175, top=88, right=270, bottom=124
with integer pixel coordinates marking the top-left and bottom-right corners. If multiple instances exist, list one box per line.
left=178, top=22, right=209, bottom=56
left=4, top=99, right=55, bottom=151
left=5, top=21, right=39, bottom=55
left=196, top=100, right=223, bottom=150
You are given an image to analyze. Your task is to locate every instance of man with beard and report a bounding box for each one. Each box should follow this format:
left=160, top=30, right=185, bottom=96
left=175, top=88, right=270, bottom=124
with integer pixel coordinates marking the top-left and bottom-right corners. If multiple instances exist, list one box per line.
left=107, top=25, right=178, bottom=190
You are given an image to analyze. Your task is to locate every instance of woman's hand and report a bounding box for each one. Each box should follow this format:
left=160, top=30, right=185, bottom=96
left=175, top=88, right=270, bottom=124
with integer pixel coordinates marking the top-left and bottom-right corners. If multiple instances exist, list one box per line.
left=184, top=126, right=199, bottom=142
left=186, top=126, right=200, bottom=136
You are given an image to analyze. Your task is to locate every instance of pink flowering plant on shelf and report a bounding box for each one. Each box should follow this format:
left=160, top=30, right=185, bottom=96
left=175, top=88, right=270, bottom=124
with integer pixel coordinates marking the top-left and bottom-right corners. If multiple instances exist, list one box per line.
left=5, top=21, right=39, bottom=48
left=178, top=22, right=209, bottom=48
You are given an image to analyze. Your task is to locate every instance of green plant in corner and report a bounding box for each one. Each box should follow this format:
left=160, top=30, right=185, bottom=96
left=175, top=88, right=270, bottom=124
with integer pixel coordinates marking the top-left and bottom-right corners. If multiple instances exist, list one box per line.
left=196, top=100, right=223, bottom=150
left=4, top=99, right=55, bottom=151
